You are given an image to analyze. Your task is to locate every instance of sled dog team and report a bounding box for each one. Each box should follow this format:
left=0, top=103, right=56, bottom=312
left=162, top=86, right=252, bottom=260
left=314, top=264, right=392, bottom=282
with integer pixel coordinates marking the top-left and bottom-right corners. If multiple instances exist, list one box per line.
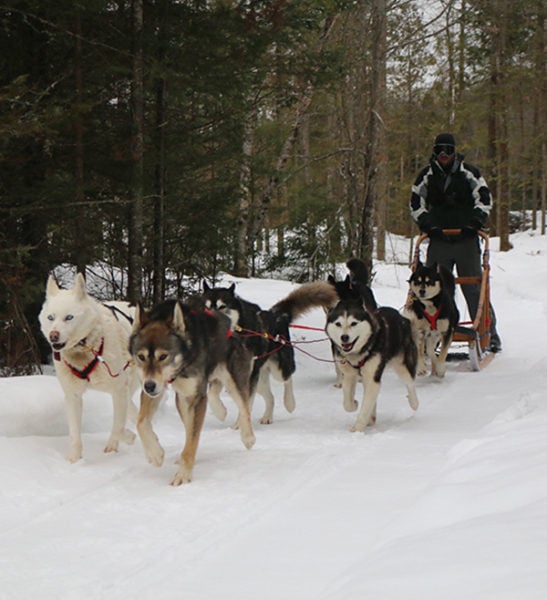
left=39, top=259, right=458, bottom=485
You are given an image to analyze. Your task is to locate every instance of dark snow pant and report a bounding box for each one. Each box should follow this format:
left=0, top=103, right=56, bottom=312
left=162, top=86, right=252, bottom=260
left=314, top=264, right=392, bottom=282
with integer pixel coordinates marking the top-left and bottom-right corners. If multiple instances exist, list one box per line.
left=426, top=236, right=500, bottom=341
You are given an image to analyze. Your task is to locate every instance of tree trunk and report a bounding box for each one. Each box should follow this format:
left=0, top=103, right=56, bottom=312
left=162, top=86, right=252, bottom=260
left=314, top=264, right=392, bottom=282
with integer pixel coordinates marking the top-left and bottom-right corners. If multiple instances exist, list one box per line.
left=373, top=0, right=387, bottom=263
left=127, top=0, right=145, bottom=303
left=152, top=0, right=168, bottom=303
left=235, top=104, right=256, bottom=277
left=536, top=0, right=546, bottom=234
left=487, top=0, right=512, bottom=250
left=74, top=10, right=87, bottom=275
left=361, top=0, right=386, bottom=274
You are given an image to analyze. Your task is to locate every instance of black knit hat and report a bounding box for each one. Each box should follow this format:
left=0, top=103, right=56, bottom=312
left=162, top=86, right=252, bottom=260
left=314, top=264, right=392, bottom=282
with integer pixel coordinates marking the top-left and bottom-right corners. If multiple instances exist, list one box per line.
left=434, top=133, right=456, bottom=147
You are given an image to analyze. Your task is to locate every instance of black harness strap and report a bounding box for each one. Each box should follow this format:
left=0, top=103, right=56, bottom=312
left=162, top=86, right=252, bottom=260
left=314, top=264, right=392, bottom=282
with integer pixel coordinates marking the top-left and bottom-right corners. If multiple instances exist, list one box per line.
left=103, top=303, right=134, bottom=325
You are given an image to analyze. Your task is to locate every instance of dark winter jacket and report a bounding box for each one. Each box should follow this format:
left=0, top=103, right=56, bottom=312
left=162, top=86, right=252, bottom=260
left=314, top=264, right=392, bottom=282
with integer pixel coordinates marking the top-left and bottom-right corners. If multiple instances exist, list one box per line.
left=409, top=153, right=492, bottom=233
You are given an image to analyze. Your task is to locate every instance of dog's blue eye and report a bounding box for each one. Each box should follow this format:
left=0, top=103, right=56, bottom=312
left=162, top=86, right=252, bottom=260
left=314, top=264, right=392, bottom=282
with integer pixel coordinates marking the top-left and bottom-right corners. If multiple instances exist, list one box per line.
left=65, top=315, right=73, bottom=321
left=47, top=315, right=54, bottom=321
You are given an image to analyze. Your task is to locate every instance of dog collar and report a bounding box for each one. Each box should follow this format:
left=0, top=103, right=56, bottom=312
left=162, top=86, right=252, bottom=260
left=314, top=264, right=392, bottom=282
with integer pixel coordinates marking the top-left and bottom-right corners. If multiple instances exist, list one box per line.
left=341, top=354, right=368, bottom=370
left=56, top=338, right=105, bottom=381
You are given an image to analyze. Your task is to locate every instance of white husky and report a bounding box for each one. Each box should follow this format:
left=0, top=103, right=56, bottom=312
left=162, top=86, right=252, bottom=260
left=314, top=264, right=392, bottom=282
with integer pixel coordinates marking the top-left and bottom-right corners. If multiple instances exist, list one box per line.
left=39, top=273, right=138, bottom=462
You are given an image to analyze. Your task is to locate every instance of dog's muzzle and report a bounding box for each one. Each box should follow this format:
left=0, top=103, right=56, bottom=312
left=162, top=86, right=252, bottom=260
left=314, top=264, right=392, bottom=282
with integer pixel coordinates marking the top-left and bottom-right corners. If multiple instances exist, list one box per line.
left=143, top=380, right=162, bottom=398
left=48, top=331, right=66, bottom=351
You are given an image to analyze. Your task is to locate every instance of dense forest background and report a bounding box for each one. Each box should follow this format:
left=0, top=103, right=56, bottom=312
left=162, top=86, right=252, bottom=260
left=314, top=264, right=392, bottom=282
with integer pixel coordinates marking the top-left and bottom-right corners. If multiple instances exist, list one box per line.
left=1, top=0, right=545, bottom=373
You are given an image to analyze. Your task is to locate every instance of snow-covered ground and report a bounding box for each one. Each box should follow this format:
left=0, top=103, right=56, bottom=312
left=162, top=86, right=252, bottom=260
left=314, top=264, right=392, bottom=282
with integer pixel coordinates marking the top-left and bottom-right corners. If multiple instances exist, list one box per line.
left=1, top=231, right=546, bottom=599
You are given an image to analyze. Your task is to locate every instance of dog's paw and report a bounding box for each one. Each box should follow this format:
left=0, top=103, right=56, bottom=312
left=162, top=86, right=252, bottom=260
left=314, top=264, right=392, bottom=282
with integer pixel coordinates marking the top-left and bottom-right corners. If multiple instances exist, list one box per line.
left=241, top=431, right=256, bottom=450
left=209, top=400, right=227, bottom=422
left=121, top=429, right=136, bottom=445
left=145, top=445, right=165, bottom=467
left=334, top=382, right=342, bottom=389
left=103, top=440, right=120, bottom=454
left=170, top=469, right=191, bottom=486
left=259, top=415, right=273, bottom=425
left=284, top=395, right=296, bottom=413
left=434, top=363, right=447, bottom=378
left=407, top=392, right=419, bottom=411
left=66, top=447, right=82, bottom=463
left=350, top=422, right=366, bottom=433
left=344, top=398, right=358, bottom=412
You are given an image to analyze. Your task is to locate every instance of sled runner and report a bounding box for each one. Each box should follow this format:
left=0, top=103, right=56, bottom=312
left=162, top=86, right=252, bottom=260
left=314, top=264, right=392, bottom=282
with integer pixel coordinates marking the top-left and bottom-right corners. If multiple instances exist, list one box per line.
left=409, top=229, right=495, bottom=371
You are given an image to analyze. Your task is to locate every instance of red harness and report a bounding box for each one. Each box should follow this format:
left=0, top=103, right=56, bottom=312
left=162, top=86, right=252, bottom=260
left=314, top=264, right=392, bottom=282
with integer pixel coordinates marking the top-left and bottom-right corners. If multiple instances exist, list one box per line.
left=422, top=306, right=442, bottom=330
left=54, top=338, right=105, bottom=381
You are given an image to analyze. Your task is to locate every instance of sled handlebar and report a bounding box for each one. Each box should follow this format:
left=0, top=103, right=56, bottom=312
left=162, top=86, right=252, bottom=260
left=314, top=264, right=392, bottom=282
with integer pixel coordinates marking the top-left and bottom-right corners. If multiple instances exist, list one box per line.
left=416, top=228, right=489, bottom=246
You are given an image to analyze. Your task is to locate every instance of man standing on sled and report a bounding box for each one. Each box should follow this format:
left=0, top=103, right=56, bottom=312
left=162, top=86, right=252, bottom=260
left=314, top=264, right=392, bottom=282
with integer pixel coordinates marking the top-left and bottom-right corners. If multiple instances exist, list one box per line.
left=409, top=132, right=502, bottom=353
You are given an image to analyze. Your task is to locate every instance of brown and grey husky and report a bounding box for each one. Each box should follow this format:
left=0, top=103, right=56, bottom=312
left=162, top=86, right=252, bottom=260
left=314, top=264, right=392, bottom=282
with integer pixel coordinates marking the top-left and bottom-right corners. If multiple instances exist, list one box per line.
left=129, top=300, right=255, bottom=485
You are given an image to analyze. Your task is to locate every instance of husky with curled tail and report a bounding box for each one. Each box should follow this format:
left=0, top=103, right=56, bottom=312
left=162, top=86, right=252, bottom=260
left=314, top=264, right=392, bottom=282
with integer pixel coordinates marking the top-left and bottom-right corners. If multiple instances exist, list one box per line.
left=203, top=280, right=339, bottom=424
left=38, top=273, right=137, bottom=462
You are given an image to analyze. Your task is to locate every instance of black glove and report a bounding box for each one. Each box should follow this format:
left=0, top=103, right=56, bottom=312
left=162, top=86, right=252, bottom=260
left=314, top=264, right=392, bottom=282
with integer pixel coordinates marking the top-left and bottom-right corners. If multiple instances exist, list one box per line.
left=427, top=226, right=444, bottom=239
left=461, top=225, right=478, bottom=238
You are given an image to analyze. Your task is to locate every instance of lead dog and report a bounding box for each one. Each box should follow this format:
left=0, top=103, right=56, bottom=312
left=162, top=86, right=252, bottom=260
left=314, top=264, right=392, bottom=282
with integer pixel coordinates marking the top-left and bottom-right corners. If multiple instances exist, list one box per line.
left=326, top=299, right=419, bottom=432
left=38, top=273, right=137, bottom=462
left=404, top=261, right=459, bottom=378
left=129, top=300, right=255, bottom=485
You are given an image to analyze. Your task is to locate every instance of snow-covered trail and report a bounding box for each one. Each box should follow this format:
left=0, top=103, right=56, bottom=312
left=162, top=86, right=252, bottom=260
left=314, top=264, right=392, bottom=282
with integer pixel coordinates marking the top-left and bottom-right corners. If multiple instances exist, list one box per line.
left=1, top=232, right=547, bottom=599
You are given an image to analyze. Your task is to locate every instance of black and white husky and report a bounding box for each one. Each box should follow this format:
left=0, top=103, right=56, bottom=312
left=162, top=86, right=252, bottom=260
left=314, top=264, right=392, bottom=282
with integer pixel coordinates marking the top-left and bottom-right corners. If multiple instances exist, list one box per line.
left=326, top=300, right=419, bottom=432
left=202, top=281, right=338, bottom=424
left=327, top=258, right=377, bottom=387
left=403, top=261, right=460, bottom=378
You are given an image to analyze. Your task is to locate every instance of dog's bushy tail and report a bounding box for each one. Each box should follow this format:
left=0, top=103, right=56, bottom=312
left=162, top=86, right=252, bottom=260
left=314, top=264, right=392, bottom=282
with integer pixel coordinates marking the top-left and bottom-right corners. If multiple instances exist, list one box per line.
left=270, top=281, right=339, bottom=322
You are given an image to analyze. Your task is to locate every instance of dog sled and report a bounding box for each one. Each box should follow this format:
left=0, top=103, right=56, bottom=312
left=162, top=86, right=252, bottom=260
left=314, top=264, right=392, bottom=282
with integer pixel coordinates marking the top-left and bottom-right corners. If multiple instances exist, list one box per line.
left=410, top=229, right=494, bottom=371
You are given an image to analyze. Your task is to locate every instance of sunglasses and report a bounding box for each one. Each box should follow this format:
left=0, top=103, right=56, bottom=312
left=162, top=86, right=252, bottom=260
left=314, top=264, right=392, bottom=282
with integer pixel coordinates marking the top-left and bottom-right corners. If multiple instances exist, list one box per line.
left=434, top=144, right=455, bottom=156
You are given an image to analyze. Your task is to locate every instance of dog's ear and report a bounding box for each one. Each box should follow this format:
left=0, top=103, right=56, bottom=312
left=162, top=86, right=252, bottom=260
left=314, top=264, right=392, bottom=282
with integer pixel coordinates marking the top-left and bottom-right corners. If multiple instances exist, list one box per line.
left=74, top=272, right=88, bottom=300
left=431, top=261, right=438, bottom=271
left=203, top=281, right=211, bottom=292
left=46, top=274, right=60, bottom=297
left=327, top=274, right=336, bottom=285
left=228, top=283, right=236, bottom=295
left=173, top=301, right=186, bottom=333
left=132, top=303, right=149, bottom=332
